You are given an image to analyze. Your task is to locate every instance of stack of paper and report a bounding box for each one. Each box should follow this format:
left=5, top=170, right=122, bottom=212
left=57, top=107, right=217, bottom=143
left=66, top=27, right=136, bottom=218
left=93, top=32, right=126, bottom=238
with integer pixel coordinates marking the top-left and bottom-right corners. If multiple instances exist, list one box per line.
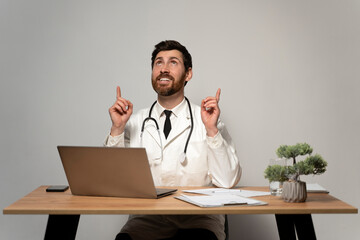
left=176, top=194, right=267, bottom=208
left=182, top=188, right=271, bottom=197
left=176, top=188, right=269, bottom=208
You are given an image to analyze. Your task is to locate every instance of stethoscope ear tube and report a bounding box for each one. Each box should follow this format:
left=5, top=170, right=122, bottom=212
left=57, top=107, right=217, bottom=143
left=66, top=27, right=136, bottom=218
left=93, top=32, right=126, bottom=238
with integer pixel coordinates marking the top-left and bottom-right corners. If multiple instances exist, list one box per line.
left=141, top=117, right=159, bottom=132
left=140, top=116, right=163, bottom=162
left=183, top=97, right=193, bottom=157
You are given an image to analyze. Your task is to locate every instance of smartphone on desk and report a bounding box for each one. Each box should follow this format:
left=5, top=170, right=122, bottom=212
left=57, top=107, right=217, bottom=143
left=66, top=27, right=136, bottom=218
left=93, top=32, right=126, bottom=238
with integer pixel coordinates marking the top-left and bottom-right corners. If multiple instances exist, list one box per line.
left=46, top=185, right=69, bottom=192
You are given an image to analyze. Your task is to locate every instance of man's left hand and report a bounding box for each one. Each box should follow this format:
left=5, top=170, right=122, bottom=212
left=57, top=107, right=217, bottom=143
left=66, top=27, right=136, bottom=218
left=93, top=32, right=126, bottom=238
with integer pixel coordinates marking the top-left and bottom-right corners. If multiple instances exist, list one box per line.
left=201, top=88, right=221, bottom=137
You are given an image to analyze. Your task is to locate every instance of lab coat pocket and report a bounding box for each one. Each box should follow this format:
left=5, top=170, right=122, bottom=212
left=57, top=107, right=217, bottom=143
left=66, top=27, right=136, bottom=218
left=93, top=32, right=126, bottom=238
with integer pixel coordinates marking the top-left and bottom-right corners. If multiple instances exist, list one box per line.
left=141, top=132, right=162, bottom=166
left=146, top=148, right=162, bottom=165
left=145, top=149, right=162, bottom=186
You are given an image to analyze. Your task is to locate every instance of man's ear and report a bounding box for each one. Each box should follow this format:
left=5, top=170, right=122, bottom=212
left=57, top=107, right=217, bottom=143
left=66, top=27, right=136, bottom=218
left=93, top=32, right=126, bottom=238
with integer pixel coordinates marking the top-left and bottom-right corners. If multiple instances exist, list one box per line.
left=185, top=68, right=193, bottom=83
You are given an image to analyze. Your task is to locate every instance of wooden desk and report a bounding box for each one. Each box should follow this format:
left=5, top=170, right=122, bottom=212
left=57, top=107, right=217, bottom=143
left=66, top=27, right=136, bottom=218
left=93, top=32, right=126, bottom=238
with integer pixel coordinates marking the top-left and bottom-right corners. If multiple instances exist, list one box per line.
left=3, top=186, right=358, bottom=240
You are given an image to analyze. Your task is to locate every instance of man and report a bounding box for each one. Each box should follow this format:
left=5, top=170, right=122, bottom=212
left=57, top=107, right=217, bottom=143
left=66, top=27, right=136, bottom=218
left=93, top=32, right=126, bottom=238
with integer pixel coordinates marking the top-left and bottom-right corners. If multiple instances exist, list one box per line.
left=105, top=40, right=241, bottom=240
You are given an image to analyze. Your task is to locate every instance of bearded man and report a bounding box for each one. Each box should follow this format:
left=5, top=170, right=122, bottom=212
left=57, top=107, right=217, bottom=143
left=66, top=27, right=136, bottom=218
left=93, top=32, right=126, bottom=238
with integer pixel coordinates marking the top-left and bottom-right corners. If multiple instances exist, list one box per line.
left=105, top=40, right=241, bottom=240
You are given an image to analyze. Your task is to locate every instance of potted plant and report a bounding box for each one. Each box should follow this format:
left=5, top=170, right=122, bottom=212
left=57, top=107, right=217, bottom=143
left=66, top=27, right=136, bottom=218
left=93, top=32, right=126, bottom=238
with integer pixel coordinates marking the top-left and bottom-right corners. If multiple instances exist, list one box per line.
left=264, top=143, right=327, bottom=202
left=264, top=163, right=289, bottom=196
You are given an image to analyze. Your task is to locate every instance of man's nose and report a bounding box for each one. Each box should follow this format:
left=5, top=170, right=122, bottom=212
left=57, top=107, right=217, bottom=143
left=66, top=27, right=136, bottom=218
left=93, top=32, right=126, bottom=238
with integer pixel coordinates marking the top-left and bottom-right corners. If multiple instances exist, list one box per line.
left=160, top=64, right=170, bottom=74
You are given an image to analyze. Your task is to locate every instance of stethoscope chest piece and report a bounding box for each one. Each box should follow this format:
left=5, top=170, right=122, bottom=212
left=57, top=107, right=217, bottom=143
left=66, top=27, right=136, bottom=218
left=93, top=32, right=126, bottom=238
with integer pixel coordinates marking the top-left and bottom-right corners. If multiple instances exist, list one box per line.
left=179, top=152, right=187, bottom=165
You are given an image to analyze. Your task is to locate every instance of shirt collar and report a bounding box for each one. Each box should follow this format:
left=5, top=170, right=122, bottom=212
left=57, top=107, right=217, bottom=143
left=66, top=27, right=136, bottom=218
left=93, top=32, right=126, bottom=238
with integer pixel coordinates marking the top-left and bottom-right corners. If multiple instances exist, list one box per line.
left=154, top=98, right=187, bottom=118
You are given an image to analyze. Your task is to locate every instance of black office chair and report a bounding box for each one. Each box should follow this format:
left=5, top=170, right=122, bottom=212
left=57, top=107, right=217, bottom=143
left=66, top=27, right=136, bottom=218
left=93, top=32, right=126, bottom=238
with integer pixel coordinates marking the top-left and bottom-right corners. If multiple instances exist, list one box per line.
left=116, top=219, right=229, bottom=240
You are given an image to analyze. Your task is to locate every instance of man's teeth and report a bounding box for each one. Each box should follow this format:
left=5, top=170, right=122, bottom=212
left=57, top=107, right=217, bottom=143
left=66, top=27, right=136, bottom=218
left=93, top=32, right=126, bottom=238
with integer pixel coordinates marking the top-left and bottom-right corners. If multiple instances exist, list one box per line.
left=160, top=78, right=171, bottom=81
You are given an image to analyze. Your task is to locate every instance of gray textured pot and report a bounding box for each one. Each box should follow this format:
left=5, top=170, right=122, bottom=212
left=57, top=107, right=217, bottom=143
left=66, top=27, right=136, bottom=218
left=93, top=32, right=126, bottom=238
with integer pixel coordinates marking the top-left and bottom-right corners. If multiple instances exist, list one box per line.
left=282, top=181, right=307, bottom=202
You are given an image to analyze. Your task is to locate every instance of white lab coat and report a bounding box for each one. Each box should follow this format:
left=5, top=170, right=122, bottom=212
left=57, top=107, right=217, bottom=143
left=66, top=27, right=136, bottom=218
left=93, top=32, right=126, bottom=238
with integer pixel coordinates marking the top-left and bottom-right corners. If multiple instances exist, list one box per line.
left=105, top=98, right=241, bottom=240
left=105, top=98, right=241, bottom=188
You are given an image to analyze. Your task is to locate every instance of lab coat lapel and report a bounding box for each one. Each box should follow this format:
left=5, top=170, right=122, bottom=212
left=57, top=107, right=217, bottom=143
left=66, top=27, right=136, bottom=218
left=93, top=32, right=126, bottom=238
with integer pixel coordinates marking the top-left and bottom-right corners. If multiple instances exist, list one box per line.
left=163, top=114, right=191, bottom=149
left=144, top=122, right=162, bottom=148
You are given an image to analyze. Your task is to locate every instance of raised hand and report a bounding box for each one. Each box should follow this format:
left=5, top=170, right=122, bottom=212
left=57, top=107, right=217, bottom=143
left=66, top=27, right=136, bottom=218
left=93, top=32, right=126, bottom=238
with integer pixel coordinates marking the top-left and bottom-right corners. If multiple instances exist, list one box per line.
left=108, top=86, right=133, bottom=136
left=201, top=88, right=221, bottom=137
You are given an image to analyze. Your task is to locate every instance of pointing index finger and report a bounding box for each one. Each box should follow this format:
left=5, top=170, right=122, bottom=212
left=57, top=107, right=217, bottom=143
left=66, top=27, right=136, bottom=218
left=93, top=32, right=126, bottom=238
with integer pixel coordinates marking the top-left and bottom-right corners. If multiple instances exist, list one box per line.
left=117, top=86, right=121, bottom=98
left=216, top=88, right=221, bottom=102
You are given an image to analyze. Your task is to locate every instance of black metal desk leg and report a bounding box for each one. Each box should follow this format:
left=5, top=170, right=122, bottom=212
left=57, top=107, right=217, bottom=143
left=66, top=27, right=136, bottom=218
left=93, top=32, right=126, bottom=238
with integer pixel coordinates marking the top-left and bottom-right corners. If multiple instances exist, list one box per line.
left=44, top=215, right=80, bottom=240
left=275, top=214, right=297, bottom=240
left=293, top=214, right=316, bottom=240
left=275, top=214, right=316, bottom=240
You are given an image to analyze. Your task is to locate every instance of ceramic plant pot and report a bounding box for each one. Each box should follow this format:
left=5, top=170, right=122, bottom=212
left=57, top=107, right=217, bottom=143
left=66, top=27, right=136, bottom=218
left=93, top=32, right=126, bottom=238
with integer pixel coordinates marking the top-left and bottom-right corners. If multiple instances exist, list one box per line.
left=282, top=181, right=307, bottom=202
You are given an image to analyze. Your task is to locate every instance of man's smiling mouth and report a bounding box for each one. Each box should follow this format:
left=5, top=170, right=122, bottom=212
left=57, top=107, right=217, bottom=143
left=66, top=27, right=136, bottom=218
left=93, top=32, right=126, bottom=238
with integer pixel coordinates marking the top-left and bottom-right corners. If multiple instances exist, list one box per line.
left=157, top=73, right=174, bottom=82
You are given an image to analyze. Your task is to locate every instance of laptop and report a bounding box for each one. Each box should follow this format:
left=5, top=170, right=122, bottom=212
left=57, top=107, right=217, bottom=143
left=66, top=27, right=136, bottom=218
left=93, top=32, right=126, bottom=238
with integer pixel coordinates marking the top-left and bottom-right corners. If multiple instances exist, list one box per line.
left=57, top=146, right=177, bottom=199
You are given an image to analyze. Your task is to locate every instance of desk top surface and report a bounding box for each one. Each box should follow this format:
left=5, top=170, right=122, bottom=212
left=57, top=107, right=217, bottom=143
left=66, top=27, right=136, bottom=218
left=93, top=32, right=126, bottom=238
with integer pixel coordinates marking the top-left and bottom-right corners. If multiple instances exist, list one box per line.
left=3, top=186, right=358, bottom=215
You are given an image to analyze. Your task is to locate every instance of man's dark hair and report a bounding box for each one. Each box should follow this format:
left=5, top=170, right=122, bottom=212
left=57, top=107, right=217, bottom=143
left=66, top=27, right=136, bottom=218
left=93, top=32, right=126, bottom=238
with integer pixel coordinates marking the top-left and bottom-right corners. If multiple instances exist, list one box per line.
left=151, top=40, right=192, bottom=72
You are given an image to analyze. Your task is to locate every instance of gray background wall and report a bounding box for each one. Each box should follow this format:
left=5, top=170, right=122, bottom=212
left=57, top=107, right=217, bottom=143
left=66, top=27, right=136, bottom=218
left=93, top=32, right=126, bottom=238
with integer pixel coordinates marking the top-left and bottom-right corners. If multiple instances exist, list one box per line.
left=1, top=0, right=359, bottom=239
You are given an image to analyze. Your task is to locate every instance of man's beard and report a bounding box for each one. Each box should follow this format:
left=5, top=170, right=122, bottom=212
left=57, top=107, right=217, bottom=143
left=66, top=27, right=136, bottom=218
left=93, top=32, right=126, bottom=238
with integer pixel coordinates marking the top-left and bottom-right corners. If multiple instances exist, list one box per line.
left=152, top=72, right=186, bottom=96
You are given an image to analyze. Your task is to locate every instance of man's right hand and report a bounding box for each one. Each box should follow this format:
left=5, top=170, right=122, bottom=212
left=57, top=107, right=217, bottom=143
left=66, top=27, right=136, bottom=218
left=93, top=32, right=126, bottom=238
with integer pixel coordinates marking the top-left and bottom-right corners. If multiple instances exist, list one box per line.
left=109, top=86, right=133, bottom=136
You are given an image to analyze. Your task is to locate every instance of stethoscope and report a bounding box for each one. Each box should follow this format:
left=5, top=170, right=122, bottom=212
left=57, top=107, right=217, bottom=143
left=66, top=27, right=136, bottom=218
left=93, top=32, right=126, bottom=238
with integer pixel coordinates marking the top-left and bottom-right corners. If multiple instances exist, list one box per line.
left=140, top=97, right=194, bottom=164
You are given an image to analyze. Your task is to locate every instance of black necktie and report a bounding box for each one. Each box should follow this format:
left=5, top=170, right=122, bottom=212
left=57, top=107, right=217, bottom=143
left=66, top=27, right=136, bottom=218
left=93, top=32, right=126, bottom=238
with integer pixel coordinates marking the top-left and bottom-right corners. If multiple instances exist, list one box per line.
left=163, top=110, right=172, bottom=139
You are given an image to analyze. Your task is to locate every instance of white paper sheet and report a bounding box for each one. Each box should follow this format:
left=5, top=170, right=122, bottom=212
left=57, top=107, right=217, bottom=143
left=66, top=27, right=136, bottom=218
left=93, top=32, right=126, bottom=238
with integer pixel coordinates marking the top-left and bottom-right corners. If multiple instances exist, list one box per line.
left=182, top=188, right=271, bottom=197
left=176, top=194, right=268, bottom=208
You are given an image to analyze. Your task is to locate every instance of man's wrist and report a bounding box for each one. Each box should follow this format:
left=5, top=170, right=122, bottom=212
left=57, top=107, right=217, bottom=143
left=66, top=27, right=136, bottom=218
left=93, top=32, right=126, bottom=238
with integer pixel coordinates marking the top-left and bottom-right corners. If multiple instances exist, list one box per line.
left=110, top=126, right=125, bottom=137
left=206, top=127, right=218, bottom=137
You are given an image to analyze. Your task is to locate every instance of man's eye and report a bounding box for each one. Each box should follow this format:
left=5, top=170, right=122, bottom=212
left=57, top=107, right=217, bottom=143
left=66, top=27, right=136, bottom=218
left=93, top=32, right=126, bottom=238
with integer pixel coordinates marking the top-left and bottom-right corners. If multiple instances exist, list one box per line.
left=155, top=61, right=162, bottom=66
left=171, top=61, right=177, bottom=65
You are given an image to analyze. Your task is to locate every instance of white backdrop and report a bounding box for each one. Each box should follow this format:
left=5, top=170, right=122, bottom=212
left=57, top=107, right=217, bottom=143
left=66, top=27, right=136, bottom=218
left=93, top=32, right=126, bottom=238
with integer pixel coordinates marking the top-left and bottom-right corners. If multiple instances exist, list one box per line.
left=1, top=0, right=359, bottom=239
